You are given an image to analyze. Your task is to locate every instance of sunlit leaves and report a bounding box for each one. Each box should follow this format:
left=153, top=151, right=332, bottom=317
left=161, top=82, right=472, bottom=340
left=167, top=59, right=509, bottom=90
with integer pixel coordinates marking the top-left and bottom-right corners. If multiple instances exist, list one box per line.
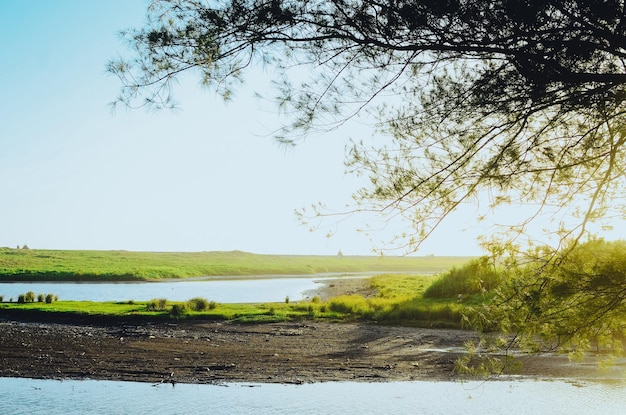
left=110, top=0, right=626, bottom=255
left=492, top=239, right=626, bottom=355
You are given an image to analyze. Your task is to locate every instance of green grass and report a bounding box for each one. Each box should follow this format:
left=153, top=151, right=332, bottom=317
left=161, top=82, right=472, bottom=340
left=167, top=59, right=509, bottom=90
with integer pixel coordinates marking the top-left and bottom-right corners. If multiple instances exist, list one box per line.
left=0, top=248, right=472, bottom=281
left=423, top=257, right=502, bottom=299
left=0, top=300, right=323, bottom=322
left=0, top=261, right=494, bottom=328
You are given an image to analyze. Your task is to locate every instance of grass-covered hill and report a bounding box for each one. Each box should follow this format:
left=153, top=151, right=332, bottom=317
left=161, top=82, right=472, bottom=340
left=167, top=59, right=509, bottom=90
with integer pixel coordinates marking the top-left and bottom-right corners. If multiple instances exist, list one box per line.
left=0, top=248, right=472, bottom=281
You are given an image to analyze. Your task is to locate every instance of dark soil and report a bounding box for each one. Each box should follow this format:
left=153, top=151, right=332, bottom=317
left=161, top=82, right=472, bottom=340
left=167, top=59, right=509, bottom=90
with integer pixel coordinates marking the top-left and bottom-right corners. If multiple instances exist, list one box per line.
left=0, top=315, right=617, bottom=385
left=0, top=275, right=619, bottom=384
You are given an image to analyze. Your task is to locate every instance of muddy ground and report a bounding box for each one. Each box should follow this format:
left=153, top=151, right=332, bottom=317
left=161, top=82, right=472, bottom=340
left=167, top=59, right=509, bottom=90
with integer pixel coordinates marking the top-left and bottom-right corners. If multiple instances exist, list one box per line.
left=0, top=279, right=619, bottom=384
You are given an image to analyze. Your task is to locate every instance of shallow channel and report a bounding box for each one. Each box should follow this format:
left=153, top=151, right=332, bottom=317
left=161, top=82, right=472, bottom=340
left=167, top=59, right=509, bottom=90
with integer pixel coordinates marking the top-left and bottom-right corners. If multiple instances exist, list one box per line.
left=0, top=274, right=352, bottom=303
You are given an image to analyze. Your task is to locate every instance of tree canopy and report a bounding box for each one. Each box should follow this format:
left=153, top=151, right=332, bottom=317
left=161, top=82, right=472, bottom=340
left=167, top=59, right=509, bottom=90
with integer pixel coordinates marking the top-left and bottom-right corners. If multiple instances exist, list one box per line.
left=110, top=0, right=626, bottom=253
left=110, top=0, right=626, bottom=359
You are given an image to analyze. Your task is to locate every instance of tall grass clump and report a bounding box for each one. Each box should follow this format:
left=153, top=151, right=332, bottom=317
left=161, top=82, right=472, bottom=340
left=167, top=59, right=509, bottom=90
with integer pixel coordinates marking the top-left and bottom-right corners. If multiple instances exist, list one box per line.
left=17, top=291, right=36, bottom=303
left=169, top=303, right=187, bottom=319
left=328, top=295, right=370, bottom=314
left=187, top=297, right=215, bottom=311
left=423, top=257, right=502, bottom=299
left=146, top=298, right=168, bottom=311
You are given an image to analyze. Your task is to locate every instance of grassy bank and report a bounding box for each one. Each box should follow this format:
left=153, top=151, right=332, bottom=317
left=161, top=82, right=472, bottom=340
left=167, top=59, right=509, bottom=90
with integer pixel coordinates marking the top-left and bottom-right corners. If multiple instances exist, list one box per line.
left=0, top=248, right=472, bottom=281
left=0, top=272, right=486, bottom=328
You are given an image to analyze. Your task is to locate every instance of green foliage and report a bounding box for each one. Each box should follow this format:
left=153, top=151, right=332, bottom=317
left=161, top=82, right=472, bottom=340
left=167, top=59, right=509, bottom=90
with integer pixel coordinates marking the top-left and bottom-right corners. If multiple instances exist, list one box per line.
left=110, top=0, right=626, bottom=257
left=17, top=291, right=36, bottom=303
left=187, top=297, right=211, bottom=311
left=328, top=295, right=371, bottom=315
left=169, top=303, right=187, bottom=319
left=424, top=257, right=502, bottom=299
left=370, top=274, right=433, bottom=299
left=37, top=293, right=45, bottom=303
left=493, top=239, right=626, bottom=355
left=45, top=294, right=55, bottom=304
left=146, top=298, right=168, bottom=311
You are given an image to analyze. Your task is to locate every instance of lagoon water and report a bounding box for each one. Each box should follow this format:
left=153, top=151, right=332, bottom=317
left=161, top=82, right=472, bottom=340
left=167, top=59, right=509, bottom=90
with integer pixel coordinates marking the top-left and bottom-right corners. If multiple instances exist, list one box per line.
left=0, top=275, right=345, bottom=303
left=1, top=377, right=624, bottom=414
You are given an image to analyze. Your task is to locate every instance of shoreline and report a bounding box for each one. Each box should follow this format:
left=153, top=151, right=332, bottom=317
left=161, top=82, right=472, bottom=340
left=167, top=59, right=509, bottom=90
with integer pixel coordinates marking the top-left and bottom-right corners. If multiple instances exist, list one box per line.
left=0, top=278, right=622, bottom=385
left=0, top=316, right=620, bottom=385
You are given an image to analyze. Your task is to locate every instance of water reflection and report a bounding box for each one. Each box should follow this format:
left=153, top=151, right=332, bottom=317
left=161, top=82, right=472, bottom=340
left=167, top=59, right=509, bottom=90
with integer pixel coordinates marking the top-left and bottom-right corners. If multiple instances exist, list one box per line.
left=0, top=377, right=624, bottom=415
left=0, top=276, right=340, bottom=303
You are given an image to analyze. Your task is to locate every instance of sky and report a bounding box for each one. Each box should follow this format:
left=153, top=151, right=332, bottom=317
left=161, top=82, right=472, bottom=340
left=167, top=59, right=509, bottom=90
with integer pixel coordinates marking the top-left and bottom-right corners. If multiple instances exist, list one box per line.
left=0, top=1, right=623, bottom=256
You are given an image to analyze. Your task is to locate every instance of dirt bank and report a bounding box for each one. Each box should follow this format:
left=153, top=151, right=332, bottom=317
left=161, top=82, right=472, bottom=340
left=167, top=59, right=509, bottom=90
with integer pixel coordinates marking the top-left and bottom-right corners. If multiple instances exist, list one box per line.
left=0, top=316, right=618, bottom=385
left=0, top=278, right=620, bottom=385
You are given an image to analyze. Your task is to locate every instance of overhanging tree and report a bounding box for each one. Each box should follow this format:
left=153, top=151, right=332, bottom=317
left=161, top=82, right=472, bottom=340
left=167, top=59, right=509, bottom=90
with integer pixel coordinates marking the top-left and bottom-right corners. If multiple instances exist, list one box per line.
left=110, top=0, right=626, bottom=356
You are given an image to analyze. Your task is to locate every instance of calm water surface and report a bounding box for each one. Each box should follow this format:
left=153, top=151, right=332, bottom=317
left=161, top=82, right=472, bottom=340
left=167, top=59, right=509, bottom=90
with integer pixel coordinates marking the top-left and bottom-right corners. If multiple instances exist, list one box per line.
left=0, top=275, right=349, bottom=303
left=1, top=377, right=624, bottom=414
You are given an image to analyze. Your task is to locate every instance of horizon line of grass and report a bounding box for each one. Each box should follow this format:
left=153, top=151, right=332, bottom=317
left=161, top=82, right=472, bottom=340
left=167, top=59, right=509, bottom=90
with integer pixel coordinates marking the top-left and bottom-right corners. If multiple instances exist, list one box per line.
left=0, top=248, right=473, bottom=282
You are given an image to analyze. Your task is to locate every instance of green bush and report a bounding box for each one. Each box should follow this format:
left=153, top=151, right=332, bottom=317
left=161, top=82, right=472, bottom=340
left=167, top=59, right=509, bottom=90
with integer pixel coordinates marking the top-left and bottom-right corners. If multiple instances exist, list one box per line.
left=169, top=303, right=187, bottom=318
left=37, top=293, right=45, bottom=302
left=45, top=293, right=55, bottom=304
left=424, top=257, right=502, bottom=299
left=17, top=291, right=36, bottom=303
left=187, top=297, right=210, bottom=311
left=0, top=295, right=4, bottom=302
left=146, top=298, right=168, bottom=311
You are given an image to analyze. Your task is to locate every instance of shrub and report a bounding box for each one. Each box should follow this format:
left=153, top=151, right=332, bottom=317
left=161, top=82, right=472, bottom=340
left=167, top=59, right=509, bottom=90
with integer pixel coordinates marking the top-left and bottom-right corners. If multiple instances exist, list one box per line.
left=0, top=295, right=4, bottom=302
left=208, top=300, right=217, bottom=310
left=311, top=295, right=321, bottom=303
left=187, top=297, right=210, bottom=311
left=285, top=296, right=290, bottom=304
left=17, top=291, right=36, bottom=303
left=45, top=293, right=55, bottom=304
left=147, top=298, right=168, bottom=311
left=169, top=303, right=187, bottom=319
left=37, top=293, right=45, bottom=303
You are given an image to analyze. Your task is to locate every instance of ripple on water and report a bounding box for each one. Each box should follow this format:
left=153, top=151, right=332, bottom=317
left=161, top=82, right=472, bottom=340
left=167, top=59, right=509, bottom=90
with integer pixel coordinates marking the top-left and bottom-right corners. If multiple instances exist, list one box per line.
left=0, top=377, right=625, bottom=415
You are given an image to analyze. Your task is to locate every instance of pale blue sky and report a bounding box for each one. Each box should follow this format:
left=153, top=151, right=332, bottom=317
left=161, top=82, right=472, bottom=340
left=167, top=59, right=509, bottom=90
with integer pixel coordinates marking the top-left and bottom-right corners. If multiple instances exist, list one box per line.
left=1, top=1, right=620, bottom=255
